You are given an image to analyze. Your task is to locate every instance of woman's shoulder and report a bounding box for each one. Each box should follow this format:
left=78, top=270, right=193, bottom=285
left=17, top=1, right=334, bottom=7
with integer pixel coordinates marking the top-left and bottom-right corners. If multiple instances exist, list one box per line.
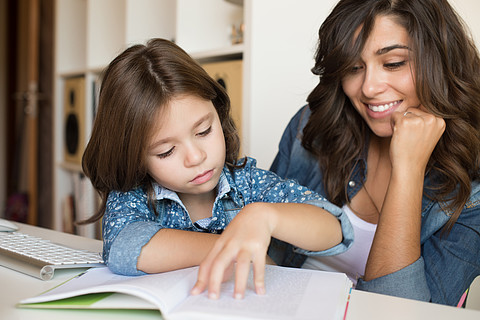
left=286, top=105, right=311, bottom=133
left=467, top=179, right=480, bottom=206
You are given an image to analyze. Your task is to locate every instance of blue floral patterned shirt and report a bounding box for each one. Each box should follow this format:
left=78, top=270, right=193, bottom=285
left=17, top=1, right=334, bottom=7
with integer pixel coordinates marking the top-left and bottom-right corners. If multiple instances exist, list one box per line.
left=102, top=157, right=353, bottom=275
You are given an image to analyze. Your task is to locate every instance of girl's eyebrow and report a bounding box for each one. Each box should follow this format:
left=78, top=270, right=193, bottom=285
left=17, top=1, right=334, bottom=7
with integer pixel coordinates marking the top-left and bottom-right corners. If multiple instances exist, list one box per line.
left=376, top=44, right=410, bottom=55
left=192, top=112, right=213, bottom=129
left=149, top=112, right=214, bottom=149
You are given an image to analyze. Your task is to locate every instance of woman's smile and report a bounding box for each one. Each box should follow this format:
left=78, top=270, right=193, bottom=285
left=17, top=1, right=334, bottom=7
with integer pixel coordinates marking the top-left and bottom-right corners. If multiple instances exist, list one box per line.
left=367, top=100, right=402, bottom=113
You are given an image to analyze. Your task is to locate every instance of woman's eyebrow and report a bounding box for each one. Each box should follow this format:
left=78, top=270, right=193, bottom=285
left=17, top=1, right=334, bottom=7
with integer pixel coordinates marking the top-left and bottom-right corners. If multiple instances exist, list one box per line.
left=376, top=44, right=410, bottom=55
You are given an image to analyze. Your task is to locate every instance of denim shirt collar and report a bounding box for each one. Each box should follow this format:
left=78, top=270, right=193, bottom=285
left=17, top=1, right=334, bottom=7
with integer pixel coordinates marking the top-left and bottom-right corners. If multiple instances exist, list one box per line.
left=151, top=166, right=244, bottom=210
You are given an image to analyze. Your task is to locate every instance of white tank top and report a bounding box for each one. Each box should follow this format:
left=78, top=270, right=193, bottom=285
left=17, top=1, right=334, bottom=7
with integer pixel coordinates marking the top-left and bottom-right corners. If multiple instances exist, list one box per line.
left=302, top=204, right=377, bottom=286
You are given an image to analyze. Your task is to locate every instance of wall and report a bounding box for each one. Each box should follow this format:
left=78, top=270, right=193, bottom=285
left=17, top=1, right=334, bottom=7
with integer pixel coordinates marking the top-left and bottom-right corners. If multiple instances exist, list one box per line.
left=450, top=0, right=480, bottom=44
left=246, top=0, right=338, bottom=168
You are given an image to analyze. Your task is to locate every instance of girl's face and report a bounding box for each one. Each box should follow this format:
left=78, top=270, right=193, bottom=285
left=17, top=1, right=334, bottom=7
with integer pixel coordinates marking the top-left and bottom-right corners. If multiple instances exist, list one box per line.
left=341, top=15, right=421, bottom=137
left=146, top=95, right=226, bottom=202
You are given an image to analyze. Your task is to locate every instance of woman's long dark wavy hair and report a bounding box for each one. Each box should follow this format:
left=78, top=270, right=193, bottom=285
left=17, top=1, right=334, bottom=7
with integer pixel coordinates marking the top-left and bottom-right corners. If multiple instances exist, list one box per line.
left=81, top=38, right=240, bottom=223
left=303, top=0, right=480, bottom=232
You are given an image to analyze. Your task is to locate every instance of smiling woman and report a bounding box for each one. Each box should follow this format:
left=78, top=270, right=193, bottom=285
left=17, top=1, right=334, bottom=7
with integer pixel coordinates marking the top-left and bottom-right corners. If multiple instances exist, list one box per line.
left=267, top=0, right=480, bottom=307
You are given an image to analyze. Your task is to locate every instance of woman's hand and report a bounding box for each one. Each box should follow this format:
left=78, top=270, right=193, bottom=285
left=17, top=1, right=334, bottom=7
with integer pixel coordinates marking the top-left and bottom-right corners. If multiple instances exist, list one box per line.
left=390, top=107, right=446, bottom=175
left=190, top=203, right=273, bottom=300
left=364, top=107, right=445, bottom=281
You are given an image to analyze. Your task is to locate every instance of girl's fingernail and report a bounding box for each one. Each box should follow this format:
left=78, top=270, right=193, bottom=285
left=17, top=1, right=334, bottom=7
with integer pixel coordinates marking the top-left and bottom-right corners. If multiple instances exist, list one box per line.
left=257, top=286, right=266, bottom=295
left=234, top=292, right=243, bottom=299
left=208, top=292, right=218, bottom=299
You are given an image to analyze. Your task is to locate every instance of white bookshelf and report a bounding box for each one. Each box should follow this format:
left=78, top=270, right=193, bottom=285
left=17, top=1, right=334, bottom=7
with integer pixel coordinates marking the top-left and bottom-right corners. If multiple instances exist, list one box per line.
left=52, top=0, right=340, bottom=236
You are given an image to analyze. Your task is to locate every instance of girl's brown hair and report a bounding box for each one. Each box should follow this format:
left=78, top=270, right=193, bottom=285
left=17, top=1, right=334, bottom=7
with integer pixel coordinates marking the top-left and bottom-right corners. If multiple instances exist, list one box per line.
left=81, top=38, right=240, bottom=223
left=303, top=0, right=480, bottom=232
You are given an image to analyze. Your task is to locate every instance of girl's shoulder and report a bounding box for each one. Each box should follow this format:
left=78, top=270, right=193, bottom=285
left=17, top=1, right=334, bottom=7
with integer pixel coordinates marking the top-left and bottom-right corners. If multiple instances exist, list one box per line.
left=228, top=156, right=256, bottom=172
left=106, top=186, right=148, bottom=204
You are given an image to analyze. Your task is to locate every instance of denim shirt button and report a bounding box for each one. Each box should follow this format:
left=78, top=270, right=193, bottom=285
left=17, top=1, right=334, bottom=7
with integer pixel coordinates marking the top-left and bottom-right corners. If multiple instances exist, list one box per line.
left=348, top=180, right=356, bottom=187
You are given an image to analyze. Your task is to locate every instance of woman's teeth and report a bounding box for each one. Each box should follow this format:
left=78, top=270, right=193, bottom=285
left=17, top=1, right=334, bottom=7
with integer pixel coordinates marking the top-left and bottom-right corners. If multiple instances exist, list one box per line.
left=368, top=101, right=399, bottom=112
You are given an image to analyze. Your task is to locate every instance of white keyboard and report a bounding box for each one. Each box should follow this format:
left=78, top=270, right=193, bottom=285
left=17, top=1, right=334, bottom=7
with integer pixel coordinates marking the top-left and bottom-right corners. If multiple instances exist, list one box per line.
left=0, top=231, right=104, bottom=280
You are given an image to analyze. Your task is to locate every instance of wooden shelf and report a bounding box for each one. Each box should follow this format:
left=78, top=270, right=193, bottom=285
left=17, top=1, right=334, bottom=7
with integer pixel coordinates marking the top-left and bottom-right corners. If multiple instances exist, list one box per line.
left=191, top=44, right=244, bottom=63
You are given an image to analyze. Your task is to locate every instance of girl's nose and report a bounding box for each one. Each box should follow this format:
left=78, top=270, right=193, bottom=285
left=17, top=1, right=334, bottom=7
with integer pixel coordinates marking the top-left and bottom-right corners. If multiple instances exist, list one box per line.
left=184, top=142, right=206, bottom=167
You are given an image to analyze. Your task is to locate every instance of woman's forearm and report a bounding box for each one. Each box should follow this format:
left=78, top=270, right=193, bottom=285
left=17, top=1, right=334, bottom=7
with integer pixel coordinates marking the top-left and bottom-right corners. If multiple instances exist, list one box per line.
left=364, top=168, right=423, bottom=281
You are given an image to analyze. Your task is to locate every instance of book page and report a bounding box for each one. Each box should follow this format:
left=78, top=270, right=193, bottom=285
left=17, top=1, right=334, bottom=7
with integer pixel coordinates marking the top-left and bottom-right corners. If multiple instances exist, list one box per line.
left=170, top=265, right=352, bottom=320
left=19, top=266, right=198, bottom=313
left=20, top=265, right=351, bottom=320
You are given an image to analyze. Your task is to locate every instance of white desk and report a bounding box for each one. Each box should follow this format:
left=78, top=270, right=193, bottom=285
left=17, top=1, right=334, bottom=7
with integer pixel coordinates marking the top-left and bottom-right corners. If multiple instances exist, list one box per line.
left=0, top=222, right=160, bottom=320
left=1, top=222, right=479, bottom=320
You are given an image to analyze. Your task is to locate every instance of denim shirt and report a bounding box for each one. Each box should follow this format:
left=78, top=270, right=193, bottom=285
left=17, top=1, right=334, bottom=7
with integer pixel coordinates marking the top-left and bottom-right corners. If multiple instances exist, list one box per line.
left=103, top=157, right=353, bottom=277
left=268, top=105, right=480, bottom=306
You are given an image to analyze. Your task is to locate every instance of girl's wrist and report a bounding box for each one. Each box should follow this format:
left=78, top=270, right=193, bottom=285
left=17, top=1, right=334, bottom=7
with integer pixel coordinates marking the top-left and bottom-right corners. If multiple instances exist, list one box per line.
left=244, top=202, right=278, bottom=235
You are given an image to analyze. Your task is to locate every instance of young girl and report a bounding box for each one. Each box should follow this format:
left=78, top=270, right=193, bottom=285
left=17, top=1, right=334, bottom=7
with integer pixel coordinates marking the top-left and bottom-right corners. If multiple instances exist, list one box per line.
left=81, top=38, right=353, bottom=299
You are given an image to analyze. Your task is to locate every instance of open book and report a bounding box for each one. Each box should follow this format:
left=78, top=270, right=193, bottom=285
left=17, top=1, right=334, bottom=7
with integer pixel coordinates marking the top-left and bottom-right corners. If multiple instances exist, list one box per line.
left=18, top=265, right=352, bottom=320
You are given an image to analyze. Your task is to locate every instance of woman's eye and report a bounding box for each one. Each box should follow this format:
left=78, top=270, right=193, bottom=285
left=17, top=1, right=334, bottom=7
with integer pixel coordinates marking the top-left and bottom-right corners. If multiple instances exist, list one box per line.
left=157, top=147, right=174, bottom=159
left=350, top=65, right=363, bottom=73
left=385, top=61, right=406, bottom=70
left=197, top=126, right=212, bottom=137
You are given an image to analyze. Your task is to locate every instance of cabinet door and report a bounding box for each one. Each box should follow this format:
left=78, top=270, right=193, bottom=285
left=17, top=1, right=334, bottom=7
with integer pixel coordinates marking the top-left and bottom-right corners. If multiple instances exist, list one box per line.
left=10, top=0, right=41, bottom=225
left=202, top=60, right=243, bottom=147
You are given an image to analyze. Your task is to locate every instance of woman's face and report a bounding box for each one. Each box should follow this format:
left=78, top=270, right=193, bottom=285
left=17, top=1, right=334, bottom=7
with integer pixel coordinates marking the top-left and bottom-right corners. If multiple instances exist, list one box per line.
left=341, top=15, right=421, bottom=137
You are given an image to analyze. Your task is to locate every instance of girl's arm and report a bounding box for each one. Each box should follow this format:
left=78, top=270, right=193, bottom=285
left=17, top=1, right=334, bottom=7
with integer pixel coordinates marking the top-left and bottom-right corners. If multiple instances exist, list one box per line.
left=191, top=202, right=342, bottom=299
left=363, top=108, right=445, bottom=281
left=137, top=229, right=219, bottom=273
left=103, top=189, right=220, bottom=275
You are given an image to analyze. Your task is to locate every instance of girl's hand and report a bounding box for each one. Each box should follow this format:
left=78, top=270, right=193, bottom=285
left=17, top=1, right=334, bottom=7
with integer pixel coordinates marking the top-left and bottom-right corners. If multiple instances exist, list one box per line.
left=190, top=202, right=341, bottom=299
left=390, top=107, right=445, bottom=175
left=190, top=203, right=273, bottom=300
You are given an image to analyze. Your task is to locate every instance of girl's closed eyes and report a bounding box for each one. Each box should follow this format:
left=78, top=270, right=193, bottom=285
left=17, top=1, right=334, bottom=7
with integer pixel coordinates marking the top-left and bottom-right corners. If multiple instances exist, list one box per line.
left=197, top=126, right=212, bottom=137
left=157, top=147, right=174, bottom=159
left=152, top=116, right=214, bottom=159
